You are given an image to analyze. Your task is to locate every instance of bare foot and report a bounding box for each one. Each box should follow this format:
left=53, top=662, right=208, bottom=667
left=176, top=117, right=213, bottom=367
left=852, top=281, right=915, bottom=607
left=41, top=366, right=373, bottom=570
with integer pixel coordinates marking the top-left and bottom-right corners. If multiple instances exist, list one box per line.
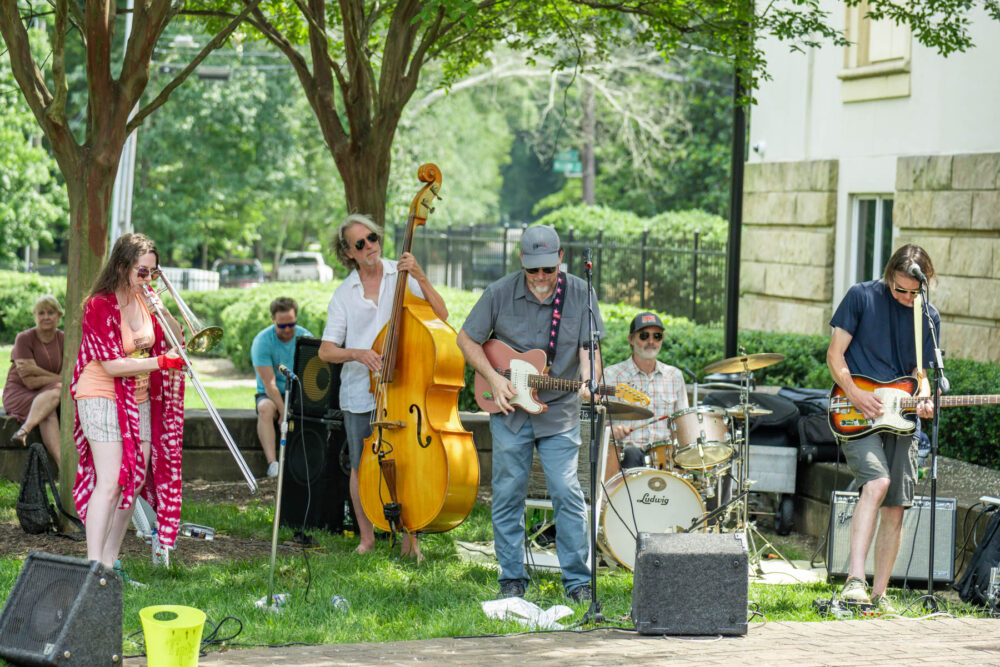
left=355, top=543, right=375, bottom=555
left=400, top=536, right=423, bottom=564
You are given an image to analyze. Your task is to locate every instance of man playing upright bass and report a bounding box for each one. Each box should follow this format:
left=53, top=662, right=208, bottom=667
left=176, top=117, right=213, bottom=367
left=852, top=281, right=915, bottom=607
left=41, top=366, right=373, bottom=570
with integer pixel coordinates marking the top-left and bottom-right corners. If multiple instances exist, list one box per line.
left=826, top=244, right=939, bottom=611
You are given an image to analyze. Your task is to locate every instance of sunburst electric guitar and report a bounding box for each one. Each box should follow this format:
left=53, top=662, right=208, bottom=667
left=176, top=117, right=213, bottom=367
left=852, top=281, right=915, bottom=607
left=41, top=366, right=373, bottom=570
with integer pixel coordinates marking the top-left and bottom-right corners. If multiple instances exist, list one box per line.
left=475, top=339, right=650, bottom=414
left=828, top=374, right=1000, bottom=440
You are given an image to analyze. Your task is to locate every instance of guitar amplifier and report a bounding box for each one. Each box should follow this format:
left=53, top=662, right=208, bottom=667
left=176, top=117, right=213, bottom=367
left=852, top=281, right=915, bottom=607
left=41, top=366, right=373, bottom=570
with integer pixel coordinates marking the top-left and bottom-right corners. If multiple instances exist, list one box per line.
left=827, top=491, right=956, bottom=584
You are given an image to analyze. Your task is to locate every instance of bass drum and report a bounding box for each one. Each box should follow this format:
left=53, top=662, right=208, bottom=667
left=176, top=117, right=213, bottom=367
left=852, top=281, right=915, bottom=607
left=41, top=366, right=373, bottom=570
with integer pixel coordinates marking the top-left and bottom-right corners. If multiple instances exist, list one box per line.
left=597, top=468, right=706, bottom=571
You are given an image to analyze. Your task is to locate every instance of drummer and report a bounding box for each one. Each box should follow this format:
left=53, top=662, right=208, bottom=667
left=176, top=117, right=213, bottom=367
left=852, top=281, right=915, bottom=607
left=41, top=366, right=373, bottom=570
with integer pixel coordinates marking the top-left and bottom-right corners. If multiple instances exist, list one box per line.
left=603, top=312, right=688, bottom=468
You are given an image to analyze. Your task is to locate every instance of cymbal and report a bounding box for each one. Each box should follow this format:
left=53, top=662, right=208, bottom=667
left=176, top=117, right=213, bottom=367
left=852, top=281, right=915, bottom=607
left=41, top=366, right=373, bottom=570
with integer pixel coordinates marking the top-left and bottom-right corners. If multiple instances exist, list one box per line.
left=702, top=352, right=785, bottom=376
left=725, top=404, right=774, bottom=418
left=601, top=400, right=654, bottom=420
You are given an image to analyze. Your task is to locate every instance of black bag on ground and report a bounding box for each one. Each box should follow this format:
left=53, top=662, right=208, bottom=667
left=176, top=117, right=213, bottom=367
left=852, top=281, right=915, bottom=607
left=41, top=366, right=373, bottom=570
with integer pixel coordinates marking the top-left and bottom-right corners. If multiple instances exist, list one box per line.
left=796, top=413, right=844, bottom=463
left=953, top=510, right=1000, bottom=609
left=16, top=442, right=84, bottom=536
left=700, top=391, right=800, bottom=447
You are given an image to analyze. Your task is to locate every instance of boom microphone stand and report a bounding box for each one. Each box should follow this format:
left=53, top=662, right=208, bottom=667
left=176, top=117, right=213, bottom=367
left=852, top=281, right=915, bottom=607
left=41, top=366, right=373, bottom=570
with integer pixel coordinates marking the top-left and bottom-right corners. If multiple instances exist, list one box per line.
left=582, top=248, right=605, bottom=624
left=266, top=367, right=297, bottom=608
left=916, top=272, right=948, bottom=608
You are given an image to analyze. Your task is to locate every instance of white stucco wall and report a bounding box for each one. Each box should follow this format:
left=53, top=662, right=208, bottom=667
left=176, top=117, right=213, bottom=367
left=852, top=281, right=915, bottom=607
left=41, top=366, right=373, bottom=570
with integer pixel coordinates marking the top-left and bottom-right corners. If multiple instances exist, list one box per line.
left=747, top=3, right=1000, bottom=300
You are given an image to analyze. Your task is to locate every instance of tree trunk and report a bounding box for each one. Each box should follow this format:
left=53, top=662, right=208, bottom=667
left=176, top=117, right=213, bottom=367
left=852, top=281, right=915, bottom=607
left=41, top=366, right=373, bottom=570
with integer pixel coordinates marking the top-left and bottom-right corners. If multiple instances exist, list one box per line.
left=335, top=140, right=393, bottom=227
left=58, top=163, right=118, bottom=514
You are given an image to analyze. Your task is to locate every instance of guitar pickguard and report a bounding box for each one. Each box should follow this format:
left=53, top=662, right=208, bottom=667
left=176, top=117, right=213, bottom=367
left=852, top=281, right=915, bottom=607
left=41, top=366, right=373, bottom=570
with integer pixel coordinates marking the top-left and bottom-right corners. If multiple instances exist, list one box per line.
left=508, top=358, right=545, bottom=413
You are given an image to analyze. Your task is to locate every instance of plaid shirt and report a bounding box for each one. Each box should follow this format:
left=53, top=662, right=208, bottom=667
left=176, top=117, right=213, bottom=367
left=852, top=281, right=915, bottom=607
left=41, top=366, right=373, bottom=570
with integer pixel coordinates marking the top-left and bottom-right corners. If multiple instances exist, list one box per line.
left=602, top=357, right=688, bottom=449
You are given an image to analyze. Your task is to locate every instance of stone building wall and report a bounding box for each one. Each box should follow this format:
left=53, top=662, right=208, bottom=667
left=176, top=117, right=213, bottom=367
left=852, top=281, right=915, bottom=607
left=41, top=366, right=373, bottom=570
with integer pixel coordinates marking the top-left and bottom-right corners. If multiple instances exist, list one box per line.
left=894, top=153, right=1000, bottom=363
left=739, top=160, right=839, bottom=336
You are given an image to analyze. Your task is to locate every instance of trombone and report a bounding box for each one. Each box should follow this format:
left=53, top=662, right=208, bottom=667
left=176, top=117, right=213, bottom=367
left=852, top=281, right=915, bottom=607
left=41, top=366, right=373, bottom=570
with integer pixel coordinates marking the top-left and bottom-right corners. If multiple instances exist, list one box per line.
left=143, top=267, right=259, bottom=494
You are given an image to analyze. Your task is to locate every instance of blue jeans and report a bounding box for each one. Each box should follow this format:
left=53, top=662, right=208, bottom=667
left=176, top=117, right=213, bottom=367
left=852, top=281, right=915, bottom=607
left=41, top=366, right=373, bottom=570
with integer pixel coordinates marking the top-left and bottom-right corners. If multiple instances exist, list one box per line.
left=490, top=415, right=590, bottom=591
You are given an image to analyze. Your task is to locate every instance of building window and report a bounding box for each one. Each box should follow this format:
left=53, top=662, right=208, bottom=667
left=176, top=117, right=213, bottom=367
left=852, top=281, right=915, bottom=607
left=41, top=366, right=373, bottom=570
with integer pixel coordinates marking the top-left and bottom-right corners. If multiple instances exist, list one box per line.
left=839, top=1, right=911, bottom=102
left=854, top=196, right=894, bottom=282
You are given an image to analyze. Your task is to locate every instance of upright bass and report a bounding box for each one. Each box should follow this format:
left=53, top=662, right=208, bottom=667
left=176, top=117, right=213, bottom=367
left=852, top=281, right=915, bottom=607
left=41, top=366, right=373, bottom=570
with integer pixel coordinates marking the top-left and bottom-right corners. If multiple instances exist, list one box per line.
left=358, top=164, right=479, bottom=537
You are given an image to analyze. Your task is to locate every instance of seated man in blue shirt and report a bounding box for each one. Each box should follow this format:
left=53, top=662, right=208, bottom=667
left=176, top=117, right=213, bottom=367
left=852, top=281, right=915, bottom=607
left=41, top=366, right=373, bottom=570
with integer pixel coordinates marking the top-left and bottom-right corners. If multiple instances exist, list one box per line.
left=251, top=297, right=313, bottom=477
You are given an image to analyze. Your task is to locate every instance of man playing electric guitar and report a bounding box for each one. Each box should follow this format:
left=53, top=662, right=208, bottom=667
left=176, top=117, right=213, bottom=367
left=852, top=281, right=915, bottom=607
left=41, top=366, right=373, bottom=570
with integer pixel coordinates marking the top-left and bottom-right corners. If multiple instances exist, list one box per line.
left=457, top=224, right=604, bottom=604
left=826, top=244, right=939, bottom=612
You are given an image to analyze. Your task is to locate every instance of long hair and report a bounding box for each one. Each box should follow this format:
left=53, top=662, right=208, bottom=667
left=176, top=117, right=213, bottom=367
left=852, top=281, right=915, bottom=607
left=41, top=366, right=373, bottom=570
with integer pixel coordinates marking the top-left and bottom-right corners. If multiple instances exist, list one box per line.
left=85, top=233, right=160, bottom=305
left=882, top=243, right=935, bottom=286
left=333, top=213, right=383, bottom=272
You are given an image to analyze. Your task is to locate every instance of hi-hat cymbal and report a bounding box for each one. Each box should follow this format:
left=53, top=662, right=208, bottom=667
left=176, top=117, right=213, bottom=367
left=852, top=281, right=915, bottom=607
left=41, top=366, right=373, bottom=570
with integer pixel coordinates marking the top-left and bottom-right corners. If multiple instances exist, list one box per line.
left=725, top=404, right=774, bottom=418
left=600, top=400, right=654, bottom=420
left=702, top=352, right=785, bottom=376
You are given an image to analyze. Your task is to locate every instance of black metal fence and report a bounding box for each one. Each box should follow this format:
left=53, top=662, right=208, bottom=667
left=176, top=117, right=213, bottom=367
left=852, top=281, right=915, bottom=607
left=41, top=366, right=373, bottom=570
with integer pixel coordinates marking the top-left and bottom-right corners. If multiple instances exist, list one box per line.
left=396, top=225, right=727, bottom=325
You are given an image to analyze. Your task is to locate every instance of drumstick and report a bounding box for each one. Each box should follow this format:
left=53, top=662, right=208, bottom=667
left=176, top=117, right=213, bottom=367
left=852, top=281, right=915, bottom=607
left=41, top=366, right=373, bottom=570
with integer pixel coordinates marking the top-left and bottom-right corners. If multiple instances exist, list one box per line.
left=622, top=414, right=669, bottom=434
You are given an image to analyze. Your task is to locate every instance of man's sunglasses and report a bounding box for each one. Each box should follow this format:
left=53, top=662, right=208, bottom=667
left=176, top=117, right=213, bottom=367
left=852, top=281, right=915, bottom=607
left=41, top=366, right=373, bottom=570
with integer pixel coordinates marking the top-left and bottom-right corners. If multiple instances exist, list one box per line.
left=353, top=232, right=379, bottom=251
left=525, top=266, right=557, bottom=275
left=275, top=321, right=297, bottom=329
left=637, top=331, right=663, bottom=341
left=893, top=283, right=921, bottom=295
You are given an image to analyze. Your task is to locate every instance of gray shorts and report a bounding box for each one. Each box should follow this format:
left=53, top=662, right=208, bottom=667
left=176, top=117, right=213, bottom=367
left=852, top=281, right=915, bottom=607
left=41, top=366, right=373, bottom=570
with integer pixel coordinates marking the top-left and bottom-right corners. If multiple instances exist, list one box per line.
left=78, top=398, right=152, bottom=443
left=343, top=410, right=373, bottom=470
left=842, top=431, right=917, bottom=507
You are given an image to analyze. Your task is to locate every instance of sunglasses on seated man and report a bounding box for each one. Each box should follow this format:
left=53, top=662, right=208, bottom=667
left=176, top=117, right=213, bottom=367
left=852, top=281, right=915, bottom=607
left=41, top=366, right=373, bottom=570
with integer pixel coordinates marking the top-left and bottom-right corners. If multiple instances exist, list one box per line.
left=637, top=331, right=663, bottom=341
left=525, top=266, right=558, bottom=274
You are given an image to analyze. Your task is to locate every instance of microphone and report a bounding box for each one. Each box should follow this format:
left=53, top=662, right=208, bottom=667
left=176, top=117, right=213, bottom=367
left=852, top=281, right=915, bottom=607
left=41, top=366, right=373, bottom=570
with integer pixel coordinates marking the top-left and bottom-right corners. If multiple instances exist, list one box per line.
left=584, top=248, right=593, bottom=270
left=908, top=263, right=928, bottom=284
left=277, top=364, right=296, bottom=380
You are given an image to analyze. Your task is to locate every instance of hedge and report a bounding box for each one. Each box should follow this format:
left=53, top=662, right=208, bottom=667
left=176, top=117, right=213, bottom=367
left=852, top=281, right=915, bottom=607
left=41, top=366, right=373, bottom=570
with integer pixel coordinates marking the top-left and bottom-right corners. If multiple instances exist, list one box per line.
left=2, top=270, right=998, bottom=469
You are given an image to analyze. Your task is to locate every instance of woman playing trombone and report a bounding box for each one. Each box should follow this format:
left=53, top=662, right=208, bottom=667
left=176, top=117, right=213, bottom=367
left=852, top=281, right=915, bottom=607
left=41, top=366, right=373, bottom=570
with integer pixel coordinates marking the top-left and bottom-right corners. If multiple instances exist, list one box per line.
left=71, top=233, right=186, bottom=573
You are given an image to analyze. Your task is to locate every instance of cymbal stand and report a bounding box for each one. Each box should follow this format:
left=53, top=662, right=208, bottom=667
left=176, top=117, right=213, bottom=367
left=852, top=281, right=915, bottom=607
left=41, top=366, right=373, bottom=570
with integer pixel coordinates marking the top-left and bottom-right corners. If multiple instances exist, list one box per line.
left=730, top=355, right=794, bottom=573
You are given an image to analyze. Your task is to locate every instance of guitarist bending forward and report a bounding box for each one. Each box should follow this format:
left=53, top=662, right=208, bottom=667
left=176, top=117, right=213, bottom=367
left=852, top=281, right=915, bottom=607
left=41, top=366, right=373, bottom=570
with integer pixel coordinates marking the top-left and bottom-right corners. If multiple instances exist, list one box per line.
left=457, top=225, right=604, bottom=604
left=826, top=244, right=939, bottom=612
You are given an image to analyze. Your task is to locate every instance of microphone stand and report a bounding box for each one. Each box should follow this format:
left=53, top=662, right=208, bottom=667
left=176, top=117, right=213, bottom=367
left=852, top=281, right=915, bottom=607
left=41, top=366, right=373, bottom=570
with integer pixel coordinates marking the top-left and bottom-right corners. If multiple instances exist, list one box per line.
left=918, top=281, right=947, bottom=610
left=582, top=248, right=605, bottom=624
left=267, top=371, right=295, bottom=608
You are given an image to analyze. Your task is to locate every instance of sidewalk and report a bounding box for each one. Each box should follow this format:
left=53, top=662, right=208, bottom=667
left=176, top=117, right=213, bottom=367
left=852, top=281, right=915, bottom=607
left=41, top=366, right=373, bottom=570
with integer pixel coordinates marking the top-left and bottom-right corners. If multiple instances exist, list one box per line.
left=125, top=617, right=999, bottom=665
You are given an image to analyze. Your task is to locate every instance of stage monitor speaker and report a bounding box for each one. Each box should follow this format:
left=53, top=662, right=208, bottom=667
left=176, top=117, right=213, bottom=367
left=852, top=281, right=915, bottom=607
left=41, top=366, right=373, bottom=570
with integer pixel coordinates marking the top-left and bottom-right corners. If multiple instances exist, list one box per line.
left=0, top=552, right=122, bottom=665
left=827, top=490, right=956, bottom=584
left=632, top=532, right=748, bottom=636
left=291, top=336, right=342, bottom=418
left=280, top=416, right=355, bottom=534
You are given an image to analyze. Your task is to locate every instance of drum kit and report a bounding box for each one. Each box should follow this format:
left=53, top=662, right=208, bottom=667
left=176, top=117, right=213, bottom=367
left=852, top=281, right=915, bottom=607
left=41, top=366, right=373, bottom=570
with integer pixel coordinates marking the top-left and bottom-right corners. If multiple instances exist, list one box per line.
left=593, top=350, right=787, bottom=572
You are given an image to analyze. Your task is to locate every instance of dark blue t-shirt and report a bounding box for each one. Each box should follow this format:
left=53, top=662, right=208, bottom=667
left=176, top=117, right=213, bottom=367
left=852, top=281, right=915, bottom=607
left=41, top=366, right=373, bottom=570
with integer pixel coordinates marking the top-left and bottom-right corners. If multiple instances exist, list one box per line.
left=830, top=280, right=940, bottom=382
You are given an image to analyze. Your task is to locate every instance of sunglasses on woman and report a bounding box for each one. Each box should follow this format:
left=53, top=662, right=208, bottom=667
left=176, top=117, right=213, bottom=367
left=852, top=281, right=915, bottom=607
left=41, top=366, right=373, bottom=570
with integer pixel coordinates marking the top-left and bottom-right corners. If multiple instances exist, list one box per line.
left=134, top=267, right=157, bottom=280
left=353, top=232, right=379, bottom=251
left=525, top=266, right=557, bottom=275
left=637, top=331, right=663, bottom=341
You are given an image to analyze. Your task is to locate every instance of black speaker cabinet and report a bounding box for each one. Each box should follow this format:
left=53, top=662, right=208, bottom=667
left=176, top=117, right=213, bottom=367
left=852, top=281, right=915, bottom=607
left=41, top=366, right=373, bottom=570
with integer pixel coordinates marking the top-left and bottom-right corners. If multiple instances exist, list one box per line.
left=0, top=552, right=122, bottom=665
left=280, top=416, right=355, bottom=534
left=827, top=490, right=956, bottom=584
left=632, top=532, right=748, bottom=636
left=291, top=336, right=342, bottom=418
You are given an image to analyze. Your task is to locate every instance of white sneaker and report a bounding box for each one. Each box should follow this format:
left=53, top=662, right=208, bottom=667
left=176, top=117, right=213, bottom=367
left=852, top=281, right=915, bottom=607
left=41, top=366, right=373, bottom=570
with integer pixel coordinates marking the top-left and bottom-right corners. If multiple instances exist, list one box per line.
left=267, top=461, right=279, bottom=478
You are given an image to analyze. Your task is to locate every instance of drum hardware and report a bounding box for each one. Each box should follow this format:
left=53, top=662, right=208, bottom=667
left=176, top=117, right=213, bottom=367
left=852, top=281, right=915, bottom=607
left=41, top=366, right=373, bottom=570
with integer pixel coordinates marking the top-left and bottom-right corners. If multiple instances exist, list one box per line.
left=599, top=400, right=654, bottom=420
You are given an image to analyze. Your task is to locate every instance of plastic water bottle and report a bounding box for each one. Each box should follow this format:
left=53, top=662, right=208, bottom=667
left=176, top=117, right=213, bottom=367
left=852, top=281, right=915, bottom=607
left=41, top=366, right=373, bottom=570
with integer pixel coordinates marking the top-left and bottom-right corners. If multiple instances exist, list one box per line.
left=330, top=595, right=350, bottom=611
left=151, top=530, right=169, bottom=567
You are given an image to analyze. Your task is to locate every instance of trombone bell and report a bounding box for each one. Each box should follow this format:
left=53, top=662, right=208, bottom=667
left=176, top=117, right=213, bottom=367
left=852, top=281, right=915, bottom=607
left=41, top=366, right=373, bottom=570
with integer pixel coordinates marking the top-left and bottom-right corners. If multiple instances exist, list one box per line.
left=151, top=268, right=223, bottom=353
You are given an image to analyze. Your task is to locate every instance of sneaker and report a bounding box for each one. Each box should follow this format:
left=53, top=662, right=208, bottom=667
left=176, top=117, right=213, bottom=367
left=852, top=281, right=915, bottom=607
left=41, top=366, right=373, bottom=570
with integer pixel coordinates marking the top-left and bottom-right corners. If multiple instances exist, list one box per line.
left=267, top=461, right=279, bottom=478
left=839, top=577, right=870, bottom=604
left=499, top=580, right=525, bottom=599
left=871, top=594, right=899, bottom=615
left=567, top=584, right=592, bottom=603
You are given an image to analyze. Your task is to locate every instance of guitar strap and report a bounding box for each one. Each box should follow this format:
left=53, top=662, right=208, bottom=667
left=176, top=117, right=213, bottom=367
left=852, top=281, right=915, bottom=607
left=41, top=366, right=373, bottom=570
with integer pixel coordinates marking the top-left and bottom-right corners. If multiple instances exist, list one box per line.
left=545, top=272, right=567, bottom=368
left=913, top=293, right=925, bottom=382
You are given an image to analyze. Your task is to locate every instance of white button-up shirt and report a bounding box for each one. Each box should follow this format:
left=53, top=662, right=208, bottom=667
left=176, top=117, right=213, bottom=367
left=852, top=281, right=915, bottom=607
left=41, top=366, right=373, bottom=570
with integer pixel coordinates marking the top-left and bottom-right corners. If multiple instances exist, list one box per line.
left=322, top=258, right=424, bottom=413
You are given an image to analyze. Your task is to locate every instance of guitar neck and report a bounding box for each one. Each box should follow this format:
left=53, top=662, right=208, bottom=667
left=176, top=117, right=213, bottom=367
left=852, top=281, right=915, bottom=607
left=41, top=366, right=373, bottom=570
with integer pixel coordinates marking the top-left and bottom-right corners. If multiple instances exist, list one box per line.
left=902, top=395, right=1000, bottom=409
left=513, top=372, right=613, bottom=396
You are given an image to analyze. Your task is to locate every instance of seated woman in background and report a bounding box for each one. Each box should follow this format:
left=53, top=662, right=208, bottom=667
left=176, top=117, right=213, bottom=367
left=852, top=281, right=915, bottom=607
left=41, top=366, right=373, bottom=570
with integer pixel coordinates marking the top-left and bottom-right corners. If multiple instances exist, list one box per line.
left=3, top=294, right=65, bottom=469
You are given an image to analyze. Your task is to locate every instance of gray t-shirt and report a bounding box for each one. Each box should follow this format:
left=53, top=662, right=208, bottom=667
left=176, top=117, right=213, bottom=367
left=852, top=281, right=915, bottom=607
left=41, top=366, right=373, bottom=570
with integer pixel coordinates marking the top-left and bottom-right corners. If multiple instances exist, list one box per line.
left=461, top=271, right=606, bottom=437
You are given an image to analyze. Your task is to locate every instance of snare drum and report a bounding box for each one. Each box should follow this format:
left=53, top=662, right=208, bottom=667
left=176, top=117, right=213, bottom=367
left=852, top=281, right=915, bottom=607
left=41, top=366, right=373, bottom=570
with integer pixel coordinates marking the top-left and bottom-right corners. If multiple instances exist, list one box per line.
left=669, top=406, right=733, bottom=470
left=643, top=440, right=673, bottom=471
left=597, top=468, right=706, bottom=571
